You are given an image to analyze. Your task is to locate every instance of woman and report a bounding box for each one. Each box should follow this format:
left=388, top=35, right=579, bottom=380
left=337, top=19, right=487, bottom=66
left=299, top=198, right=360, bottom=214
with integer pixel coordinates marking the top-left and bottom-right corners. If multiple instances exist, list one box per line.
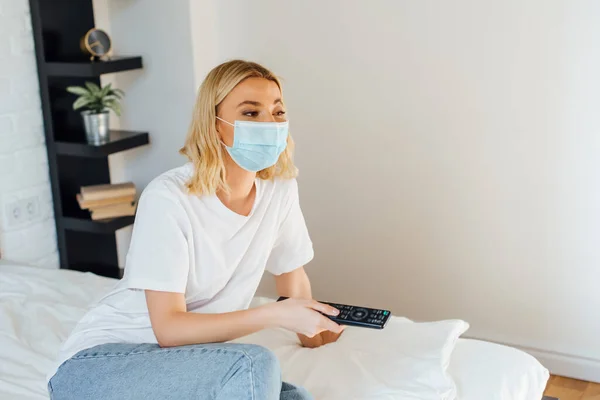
left=46, top=60, right=344, bottom=400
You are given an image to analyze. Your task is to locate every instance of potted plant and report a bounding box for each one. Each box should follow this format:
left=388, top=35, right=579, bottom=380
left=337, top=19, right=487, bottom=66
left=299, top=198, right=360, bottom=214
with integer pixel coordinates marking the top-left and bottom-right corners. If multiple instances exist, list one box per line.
left=66, top=82, right=124, bottom=144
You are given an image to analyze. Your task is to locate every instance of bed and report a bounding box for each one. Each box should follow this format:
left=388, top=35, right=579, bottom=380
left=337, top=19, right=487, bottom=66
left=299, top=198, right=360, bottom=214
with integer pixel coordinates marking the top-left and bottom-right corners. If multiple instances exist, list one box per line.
left=0, top=260, right=550, bottom=399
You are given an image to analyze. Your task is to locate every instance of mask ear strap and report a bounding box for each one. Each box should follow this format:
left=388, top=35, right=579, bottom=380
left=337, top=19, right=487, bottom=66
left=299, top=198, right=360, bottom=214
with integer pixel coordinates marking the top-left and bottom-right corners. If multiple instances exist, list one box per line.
left=216, top=116, right=235, bottom=127
left=216, top=116, right=233, bottom=148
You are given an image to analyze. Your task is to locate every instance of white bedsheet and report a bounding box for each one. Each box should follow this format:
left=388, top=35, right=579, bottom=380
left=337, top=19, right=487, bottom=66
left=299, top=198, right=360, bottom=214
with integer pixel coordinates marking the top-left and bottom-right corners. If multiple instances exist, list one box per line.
left=0, top=261, right=548, bottom=399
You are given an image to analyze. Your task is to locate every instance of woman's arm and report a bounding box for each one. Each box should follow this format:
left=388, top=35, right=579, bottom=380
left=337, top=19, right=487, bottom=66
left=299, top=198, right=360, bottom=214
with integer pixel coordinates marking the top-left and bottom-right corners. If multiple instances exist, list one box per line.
left=274, top=267, right=344, bottom=348
left=146, top=289, right=342, bottom=347
left=146, top=291, right=272, bottom=347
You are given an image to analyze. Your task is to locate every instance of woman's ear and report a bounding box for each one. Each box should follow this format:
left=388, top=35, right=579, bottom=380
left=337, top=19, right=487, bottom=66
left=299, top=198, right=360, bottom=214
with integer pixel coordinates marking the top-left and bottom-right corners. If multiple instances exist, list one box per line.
left=214, top=121, right=225, bottom=144
left=216, top=121, right=229, bottom=144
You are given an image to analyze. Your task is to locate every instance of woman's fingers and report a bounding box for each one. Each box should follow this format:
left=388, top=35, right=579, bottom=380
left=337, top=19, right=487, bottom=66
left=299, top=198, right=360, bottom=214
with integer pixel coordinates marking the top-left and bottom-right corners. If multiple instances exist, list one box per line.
left=304, top=300, right=344, bottom=334
left=312, top=313, right=343, bottom=334
left=307, top=300, right=339, bottom=316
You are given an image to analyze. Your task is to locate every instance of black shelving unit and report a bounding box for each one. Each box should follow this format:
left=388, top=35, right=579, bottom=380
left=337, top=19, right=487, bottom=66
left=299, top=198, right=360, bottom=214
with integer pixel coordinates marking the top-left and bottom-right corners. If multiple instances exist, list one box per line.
left=55, top=130, right=149, bottom=157
left=45, top=56, right=143, bottom=77
left=29, top=0, right=148, bottom=279
left=61, top=216, right=137, bottom=234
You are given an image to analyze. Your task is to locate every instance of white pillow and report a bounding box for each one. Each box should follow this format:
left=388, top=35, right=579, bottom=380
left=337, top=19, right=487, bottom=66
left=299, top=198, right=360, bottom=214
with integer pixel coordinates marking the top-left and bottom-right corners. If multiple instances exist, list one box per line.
left=235, top=298, right=469, bottom=400
left=448, top=339, right=549, bottom=400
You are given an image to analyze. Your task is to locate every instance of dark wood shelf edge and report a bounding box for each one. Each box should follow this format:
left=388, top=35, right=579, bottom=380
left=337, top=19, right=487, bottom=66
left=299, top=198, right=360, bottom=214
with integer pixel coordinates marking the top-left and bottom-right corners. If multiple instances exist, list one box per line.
left=55, top=131, right=149, bottom=157
left=61, top=215, right=135, bottom=233
left=44, top=56, right=143, bottom=77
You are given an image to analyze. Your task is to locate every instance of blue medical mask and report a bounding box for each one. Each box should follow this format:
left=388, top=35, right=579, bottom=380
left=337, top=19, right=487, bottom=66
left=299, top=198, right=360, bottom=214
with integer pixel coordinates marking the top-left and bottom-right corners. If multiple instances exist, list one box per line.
left=217, top=117, right=289, bottom=172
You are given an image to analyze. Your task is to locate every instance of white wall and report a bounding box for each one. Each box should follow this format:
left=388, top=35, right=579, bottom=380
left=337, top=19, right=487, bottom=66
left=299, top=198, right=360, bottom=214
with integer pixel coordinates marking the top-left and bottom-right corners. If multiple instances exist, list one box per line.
left=0, top=0, right=58, bottom=267
left=99, top=0, right=600, bottom=380
left=94, top=0, right=200, bottom=265
left=205, top=0, right=600, bottom=380
left=100, top=0, right=197, bottom=189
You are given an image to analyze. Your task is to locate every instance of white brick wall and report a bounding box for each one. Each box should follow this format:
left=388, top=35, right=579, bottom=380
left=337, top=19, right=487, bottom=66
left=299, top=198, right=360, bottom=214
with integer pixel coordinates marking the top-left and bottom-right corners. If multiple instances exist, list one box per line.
left=0, top=0, right=58, bottom=268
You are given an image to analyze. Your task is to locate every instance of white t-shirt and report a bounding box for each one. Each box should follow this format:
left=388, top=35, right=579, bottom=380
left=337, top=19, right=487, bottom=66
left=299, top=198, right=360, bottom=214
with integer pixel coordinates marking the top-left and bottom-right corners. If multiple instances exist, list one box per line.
left=48, top=163, right=313, bottom=381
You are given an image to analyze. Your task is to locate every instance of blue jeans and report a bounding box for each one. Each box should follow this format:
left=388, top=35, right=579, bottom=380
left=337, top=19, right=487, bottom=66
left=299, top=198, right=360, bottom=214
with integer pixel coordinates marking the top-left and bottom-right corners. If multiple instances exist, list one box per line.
left=48, top=343, right=312, bottom=400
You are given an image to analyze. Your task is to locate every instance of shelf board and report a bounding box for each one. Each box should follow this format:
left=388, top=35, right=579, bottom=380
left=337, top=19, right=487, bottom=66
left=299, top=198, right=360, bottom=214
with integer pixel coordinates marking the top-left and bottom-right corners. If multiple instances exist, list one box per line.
left=44, top=56, right=143, bottom=77
left=61, top=215, right=135, bottom=234
left=67, top=263, right=123, bottom=279
left=55, top=130, right=149, bottom=157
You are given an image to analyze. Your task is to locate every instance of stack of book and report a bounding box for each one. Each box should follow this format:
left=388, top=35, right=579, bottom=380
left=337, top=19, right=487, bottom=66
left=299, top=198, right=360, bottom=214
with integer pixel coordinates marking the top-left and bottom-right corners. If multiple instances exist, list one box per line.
left=77, top=183, right=137, bottom=220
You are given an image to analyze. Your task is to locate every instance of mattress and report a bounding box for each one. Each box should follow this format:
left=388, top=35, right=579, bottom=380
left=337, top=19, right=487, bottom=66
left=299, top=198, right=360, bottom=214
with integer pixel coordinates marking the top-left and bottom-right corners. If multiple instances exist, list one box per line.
left=0, top=261, right=549, bottom=399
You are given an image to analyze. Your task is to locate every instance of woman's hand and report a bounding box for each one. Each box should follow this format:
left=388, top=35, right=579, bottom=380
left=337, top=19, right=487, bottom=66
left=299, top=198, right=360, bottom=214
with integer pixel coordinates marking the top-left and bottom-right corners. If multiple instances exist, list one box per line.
left=272, top=267, right=344, bottom=348
left=266, top=298, right=344, bottom=338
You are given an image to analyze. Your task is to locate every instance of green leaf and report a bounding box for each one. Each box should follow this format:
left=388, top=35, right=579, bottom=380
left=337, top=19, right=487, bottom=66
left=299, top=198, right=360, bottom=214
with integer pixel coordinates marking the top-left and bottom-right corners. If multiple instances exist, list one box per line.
left=85, top=82, right=101, bottom=95
left=110, top=104, right=122, bottom=116
left=90, top=104, right=106, bottom=113
left=103, top=95, right=122, bottom=102
left=103, top=98, right=121, bottom=106
left=66, top=86, right=90, bottom=96
left=99, top=83, right=112, bottom=98
left=72, top=96, right=93, bottom=110
left=104, top=88, right=124, bottom=100
left=104, top=99, right=122, bottom=116
left=82, top=94, right=97, bottom=103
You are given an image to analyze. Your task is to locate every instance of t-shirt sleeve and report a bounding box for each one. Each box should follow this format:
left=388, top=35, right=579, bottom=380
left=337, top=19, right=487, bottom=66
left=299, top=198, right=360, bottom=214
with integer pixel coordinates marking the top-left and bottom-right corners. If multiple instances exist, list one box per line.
left=266, top=179, right=314, bottom=275
left=123, top=188, right=190, bottom=293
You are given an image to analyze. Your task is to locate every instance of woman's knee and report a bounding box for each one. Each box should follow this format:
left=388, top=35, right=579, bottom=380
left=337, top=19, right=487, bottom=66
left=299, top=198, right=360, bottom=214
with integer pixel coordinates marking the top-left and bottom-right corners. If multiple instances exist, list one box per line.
left=238, top=345, right=281, bottom=395
left=217, top=344, right=281, bottom=399
left=239, top=344, right=280, bottom=375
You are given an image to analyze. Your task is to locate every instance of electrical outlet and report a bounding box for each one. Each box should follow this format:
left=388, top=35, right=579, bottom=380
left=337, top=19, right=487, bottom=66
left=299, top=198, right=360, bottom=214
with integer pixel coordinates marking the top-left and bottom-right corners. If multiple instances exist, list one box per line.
left=5, top=199, right=24, bottom=228
left=23, top=196, right=40, bottom=221
left=4, top=196, right=41, bottom=228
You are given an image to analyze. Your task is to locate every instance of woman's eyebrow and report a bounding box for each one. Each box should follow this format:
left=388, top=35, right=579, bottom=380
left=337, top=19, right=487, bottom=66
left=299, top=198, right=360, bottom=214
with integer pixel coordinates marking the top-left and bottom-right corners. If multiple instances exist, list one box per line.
left=236, top=99, right=282, bottom=108
left=236, top=100, right=262, bottom=108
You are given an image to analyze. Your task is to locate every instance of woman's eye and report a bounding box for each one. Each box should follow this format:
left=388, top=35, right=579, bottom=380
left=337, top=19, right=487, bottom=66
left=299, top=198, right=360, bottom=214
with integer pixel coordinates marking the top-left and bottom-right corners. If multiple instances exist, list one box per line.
left=276, top=111, right=286, bottom=116
left=242, top=111, right=259, bottom=117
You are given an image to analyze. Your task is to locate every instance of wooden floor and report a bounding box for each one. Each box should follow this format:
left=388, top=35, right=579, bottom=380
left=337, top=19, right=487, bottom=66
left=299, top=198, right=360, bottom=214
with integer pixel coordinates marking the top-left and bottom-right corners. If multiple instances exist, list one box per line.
left=544, top=375, right=600, bottom=400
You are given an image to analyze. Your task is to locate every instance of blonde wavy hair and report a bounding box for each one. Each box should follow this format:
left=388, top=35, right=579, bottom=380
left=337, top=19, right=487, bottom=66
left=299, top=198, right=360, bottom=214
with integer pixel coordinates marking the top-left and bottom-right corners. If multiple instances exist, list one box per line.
left=180, top=60, right=298, bottom=195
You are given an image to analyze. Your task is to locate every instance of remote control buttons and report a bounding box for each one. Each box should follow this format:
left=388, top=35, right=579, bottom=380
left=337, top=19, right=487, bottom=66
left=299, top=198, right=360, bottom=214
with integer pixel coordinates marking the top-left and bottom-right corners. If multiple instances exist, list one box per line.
left=350, top=308, right=368, bottom=321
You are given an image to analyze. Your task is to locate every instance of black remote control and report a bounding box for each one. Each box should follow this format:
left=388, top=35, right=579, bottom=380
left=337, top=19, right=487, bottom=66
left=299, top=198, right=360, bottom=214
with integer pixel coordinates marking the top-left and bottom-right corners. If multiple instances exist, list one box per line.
left=277, top=297, right=391, bottom=329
